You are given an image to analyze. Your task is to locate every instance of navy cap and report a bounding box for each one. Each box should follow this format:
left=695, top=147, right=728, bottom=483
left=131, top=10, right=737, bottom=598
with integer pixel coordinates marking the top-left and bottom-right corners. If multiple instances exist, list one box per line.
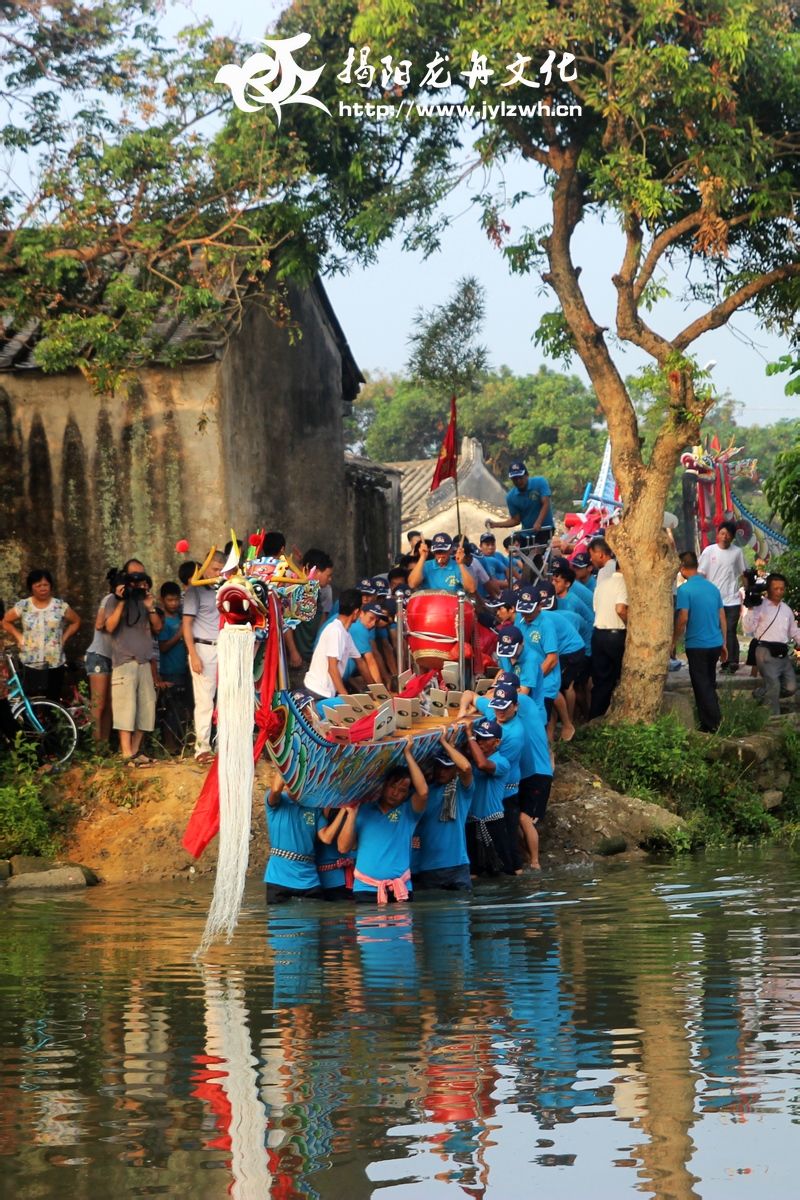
left=495, top=669, right=520, bottom=687
left=479, top=531, right=496, bottom=543
left=377, top=597, right=397, bottom=619
left=371, top=575, right=391, bottom=596
left=536, top=581, right=556, bottom=609
left=483, top=595, right=503, bottom=609
left=431, top=532, right=453, bottom=553
left=433, top=750, right=456, bottom=767
left=394, top=584, right=412, bottom=600
left=498, top=588, right=518, bottom=608
left=516, top=588, right=536, bottom=614
left=497, top=627, right=524, bottom=657
left=489, top=682, right=518, bottom=710
left=363, top=602, right=386, bottom=616
left=291, top=690, right=316, bottom=711
left=508, top=461, right=528, bottom=478
left=473, top=717, right=502, bottom=740
left=549, top=555, right=569, bottom=573
left=571, top=552, right=591, bottom=569
left=358, top=577, right=378, bottom=595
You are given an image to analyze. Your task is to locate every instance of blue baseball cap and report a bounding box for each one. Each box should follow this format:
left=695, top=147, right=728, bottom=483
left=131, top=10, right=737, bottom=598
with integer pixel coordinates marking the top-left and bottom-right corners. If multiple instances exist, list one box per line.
left=483, top=594, right=503, bottom=610
left=508, top=461, right=528, bottom=478
left=498, top=588, right=517, bottom=608
left=536, top=581, right=556, bottom=609
left=431, top=532, right=453, bottom=553
left=489, top=682, right=518, bottom=710
left=570, top=552, right=591, bottom=569
left=549, top=555, right=569, bottom=573
left=371, top=575, right=391, bottom=596
left=479, top=531, right=496, bottom=544
left=473, top=717, right=502, bottom=740
left=516, top=588, right=537, bottom=614
left=497, top=627, right=524, bottom=658
left=363, top=602, right=387, bottom=616
left=432, top=749, right=456, bottom=767
left=495, top=669, right=520, bottom=688
left=358, top=577, right=378, bottom=595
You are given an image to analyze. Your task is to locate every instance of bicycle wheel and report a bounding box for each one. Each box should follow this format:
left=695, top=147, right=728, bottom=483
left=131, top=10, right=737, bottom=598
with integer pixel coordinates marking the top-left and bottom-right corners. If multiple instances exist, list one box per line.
left=18, top=700, right=78, bottom=766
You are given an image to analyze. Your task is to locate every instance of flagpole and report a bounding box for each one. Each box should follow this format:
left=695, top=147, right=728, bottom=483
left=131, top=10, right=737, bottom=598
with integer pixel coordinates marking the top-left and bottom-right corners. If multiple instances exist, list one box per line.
left=452, top=394, right=461, bottom=537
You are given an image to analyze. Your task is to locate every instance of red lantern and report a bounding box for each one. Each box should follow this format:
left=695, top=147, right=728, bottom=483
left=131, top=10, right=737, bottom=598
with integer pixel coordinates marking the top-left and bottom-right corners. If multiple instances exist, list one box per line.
left=175, top=538, right=190, bottom=553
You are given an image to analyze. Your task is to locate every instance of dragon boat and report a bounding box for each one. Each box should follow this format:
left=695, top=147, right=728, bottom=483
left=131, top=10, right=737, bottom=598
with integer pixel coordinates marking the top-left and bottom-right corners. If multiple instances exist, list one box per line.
left=183, top=535, right=482, bottom=950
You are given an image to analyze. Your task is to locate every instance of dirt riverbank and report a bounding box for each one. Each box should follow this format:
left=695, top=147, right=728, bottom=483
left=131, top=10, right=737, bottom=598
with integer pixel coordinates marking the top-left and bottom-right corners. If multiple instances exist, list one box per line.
left=58, top=757, right=683, bottom=883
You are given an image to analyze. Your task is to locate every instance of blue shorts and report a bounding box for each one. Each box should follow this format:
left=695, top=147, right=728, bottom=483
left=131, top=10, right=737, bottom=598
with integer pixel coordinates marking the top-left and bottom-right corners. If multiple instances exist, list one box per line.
left=85, top=652, right=112, bottom=676
left=412, top=863, right=472, bottom=892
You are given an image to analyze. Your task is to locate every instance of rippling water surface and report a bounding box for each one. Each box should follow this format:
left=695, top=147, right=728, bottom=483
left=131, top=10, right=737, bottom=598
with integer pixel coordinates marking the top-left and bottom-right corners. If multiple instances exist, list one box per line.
left=2, top=849, right=799, bottom=1199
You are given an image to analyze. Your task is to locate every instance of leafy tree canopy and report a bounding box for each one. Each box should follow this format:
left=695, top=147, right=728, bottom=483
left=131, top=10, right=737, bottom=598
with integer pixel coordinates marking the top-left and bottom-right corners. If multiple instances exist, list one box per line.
left=0, top=1, right=315, bottom=391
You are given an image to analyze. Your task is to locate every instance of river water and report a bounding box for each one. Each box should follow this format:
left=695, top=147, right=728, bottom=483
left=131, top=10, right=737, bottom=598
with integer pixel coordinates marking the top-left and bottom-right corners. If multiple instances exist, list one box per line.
left=2, top=849, right=799, bottom=1199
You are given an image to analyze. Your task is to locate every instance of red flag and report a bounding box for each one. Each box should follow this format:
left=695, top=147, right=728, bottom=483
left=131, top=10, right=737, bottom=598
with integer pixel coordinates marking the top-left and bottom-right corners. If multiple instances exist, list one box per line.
left=430, top=396, right=458, bottom=491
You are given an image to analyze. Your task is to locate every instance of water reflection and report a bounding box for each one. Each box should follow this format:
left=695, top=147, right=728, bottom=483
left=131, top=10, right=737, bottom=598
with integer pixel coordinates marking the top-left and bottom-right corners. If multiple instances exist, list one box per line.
left=1, top=852, right=799, bottom=1197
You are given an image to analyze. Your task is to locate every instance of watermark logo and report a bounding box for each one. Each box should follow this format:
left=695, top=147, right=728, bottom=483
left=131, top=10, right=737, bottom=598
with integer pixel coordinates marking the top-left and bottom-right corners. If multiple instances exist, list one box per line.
left=215, top=32, right=331, bottom=122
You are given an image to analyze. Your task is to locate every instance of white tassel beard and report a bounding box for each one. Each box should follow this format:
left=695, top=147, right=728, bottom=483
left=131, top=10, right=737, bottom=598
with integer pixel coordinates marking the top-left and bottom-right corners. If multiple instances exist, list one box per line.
left=198, top=623, right=256, bottom=954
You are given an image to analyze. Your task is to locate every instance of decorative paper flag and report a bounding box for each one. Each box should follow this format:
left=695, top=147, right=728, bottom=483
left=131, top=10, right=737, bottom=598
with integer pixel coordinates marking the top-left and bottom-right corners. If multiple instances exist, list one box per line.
left=430, top=395, right=458, bottom=491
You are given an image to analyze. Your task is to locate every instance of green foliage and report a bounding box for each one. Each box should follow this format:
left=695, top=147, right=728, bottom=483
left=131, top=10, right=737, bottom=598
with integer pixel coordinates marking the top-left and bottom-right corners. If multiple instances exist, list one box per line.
left=767, top=354, right=800, bottom=397
left=1, top=3, right=314, bottom=392
left=407, top=276, right=488, bottom=398
left=570, top=715, right=778, bottom=851
left=0, top=740, right=58, bottom=858
left=764, top=442, right=800, bottom=545
left=716, top=692, right=770, bottom=739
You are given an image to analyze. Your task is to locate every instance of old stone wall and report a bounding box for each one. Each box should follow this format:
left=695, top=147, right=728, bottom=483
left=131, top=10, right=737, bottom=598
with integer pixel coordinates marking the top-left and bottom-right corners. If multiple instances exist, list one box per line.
left=0, top=367, right=220, bottom=641
left=0, top=282, right=378, bottom=648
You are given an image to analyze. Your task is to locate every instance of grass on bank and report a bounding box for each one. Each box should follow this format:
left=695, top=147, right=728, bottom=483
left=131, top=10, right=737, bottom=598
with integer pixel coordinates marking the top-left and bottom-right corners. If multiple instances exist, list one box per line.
left=564, top=708, right=800, bottom=854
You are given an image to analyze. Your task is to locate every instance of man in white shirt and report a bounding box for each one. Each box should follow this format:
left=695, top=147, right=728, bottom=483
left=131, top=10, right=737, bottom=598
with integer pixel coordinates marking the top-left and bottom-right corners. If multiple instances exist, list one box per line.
left=742, top=573, right=800, bottom=715
left=590, top=553, right=628, bottom=719
left=698, top=521, right=747, bottom=672
left=304, top=588, right=370, bottom=700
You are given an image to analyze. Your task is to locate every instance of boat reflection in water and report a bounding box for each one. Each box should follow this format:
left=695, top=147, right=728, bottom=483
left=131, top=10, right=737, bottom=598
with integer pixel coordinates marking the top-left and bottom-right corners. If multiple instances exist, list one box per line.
left=1, top=854, right=798, bottom=1198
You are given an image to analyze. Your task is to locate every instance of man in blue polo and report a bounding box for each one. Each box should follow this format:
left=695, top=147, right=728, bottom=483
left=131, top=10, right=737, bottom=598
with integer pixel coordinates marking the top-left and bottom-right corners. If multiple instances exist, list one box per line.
left=411, top=729, right=474, bottom=892
left=488, top=461, right=554, bottom=547
left=673, top=551, right=728, bottom=732
left=407, top=532, right=477, bottom=594
left=570, top=551, right=597, bottom=597
left=515, top=586, right=561, bottom=727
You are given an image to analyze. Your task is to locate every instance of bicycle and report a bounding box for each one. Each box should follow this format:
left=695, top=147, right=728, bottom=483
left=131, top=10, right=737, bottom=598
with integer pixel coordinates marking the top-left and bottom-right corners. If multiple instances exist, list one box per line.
left=3, top=653, right=78, bottom=767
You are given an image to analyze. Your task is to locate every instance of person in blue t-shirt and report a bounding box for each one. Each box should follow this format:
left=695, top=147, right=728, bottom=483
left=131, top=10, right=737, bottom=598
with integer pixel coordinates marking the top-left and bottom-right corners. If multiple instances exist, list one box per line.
left=570, top=552, right=597, bottom=596
left=315, top=807, right=355, bottom=900
left=157, top=581, right=190, bottom=750
left=673, top=551, right=728, bottom=732
left=337, top=737, right=428, bottom=902
left=407, top=531, right=477, bottom=594
left=265, top=783, right=323, bottom=903
left=412, top=728, right=474, bottom=891
left=495, top=624, right=542, bottom=694
left=487, top=461, right=554, bottom=547
left=478, top=532, right=512, bottom=582
left=464, top=716, right=516, bottom=876
left=514, top=587, right=568, bottom=742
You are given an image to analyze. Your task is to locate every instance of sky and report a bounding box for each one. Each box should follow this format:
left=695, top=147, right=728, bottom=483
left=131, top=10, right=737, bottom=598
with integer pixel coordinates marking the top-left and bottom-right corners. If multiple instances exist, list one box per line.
left=154, top=2, right=798, bottom=425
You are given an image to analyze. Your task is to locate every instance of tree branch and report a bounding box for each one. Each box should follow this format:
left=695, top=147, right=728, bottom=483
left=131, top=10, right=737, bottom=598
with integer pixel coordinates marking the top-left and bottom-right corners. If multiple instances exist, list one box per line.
left=673, top=263, right=800, bottom=350
left=632, top=212, right=703, bottom=303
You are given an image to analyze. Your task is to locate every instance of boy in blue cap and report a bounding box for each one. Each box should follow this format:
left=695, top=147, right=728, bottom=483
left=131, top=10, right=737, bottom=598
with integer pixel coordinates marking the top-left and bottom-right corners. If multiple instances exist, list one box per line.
left=411, top=728, right=474, bottom=892
left=464, top=716, right=516, bottom=876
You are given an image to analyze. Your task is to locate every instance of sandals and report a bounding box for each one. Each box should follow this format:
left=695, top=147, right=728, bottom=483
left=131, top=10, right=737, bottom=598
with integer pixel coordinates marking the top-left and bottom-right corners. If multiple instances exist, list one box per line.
left=195, top=751, right=215, bottom=765
left=124, top=753, right=156, bottom=768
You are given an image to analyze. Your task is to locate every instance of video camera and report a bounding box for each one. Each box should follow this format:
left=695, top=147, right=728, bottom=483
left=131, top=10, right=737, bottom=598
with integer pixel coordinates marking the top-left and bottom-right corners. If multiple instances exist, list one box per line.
left=742, top=580, right=767, bottom=608
left=115, top=569, right=152, bottom=601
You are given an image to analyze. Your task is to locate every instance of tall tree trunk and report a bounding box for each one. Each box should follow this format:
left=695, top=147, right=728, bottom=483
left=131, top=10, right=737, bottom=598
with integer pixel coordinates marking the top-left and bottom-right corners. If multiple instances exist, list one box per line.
left=608, top=497, right=677, bottom=724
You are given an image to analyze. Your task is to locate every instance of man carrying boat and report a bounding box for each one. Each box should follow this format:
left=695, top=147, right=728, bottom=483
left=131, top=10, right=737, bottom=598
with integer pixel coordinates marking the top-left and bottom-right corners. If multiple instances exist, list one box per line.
left=411, top=728, right=474, bottom=893
left=337, top=737, right=428, bottom=903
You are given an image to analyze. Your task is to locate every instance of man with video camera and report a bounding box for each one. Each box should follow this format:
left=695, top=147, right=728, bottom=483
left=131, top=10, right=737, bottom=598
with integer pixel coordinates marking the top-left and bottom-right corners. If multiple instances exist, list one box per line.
left=742, top=573, right=800, bottom=715
left=103, top=558, right=163, bottom=765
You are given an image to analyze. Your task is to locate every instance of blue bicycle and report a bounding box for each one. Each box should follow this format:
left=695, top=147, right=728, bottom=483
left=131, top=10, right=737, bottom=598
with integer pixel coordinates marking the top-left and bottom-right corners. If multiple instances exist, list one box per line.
left=4, top=653, right=78, bottom=766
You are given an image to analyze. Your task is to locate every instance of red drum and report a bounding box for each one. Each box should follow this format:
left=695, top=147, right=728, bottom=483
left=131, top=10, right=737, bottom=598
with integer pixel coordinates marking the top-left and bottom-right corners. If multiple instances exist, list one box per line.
left=405, top=590, right=475, bottom=669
